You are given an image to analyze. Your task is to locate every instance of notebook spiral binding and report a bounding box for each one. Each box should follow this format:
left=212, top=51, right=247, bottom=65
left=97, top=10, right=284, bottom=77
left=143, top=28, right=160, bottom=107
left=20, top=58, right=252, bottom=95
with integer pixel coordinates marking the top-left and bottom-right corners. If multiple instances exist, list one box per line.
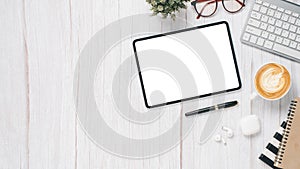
left=274, top=100, right=298, bottom=166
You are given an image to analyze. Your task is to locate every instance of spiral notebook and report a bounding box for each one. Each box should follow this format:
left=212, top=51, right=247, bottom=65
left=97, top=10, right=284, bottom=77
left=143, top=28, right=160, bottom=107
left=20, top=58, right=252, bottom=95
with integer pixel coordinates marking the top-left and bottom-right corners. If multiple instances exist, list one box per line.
left=259, top=121, right=286, bottom=169
left=274, top=97, right=300, bottom=169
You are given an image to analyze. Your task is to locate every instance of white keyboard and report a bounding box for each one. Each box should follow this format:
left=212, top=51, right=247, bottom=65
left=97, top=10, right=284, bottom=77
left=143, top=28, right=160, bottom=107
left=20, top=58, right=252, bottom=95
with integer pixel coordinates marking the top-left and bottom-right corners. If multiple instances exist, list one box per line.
left=241, top=0, right=300, bottom=62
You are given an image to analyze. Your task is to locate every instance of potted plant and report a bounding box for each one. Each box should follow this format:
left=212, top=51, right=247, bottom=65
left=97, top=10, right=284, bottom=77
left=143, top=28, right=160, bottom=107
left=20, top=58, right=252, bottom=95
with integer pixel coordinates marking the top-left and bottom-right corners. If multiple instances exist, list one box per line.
left=146, top=0, right=190, bottom=19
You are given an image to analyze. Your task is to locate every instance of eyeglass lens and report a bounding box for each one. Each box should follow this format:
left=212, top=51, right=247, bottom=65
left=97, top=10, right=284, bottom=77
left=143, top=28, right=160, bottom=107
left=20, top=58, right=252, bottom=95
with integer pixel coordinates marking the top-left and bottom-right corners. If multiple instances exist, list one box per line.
left=193, top=0, right=244, bottom=18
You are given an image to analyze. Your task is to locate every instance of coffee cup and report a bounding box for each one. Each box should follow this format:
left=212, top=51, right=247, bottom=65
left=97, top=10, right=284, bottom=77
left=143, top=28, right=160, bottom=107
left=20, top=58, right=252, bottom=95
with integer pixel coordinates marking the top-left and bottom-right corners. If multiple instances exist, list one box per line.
left=251, top=63, right=291, bottom=101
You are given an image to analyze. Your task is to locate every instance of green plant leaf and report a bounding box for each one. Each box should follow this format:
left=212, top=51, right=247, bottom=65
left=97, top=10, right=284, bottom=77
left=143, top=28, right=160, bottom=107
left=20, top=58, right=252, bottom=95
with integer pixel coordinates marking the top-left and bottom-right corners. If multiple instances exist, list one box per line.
left=147, top=0, right=190, bottom=19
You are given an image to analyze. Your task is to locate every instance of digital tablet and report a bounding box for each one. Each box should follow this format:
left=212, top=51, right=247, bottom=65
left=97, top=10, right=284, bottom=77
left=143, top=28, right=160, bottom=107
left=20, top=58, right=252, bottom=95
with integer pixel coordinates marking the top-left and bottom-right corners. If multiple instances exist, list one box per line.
left=133, top=21, right=242, bottom=108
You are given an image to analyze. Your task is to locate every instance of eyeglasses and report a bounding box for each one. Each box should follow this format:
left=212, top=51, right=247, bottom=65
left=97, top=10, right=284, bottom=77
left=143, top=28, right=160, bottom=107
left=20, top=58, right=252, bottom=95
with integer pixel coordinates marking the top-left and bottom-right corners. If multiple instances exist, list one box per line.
left=191, top=0, right=245, bottom=19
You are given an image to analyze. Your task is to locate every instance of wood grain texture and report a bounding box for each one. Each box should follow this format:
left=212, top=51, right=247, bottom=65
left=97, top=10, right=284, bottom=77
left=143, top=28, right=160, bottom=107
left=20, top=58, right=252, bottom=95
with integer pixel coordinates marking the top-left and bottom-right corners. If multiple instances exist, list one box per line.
left=1, top=0, right=300, bottom=168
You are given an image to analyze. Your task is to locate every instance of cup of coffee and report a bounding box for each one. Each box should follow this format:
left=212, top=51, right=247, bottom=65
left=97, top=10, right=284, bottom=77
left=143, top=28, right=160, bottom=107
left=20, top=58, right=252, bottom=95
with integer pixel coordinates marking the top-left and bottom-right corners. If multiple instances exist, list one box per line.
left=253, top=63, right=291, bottom=100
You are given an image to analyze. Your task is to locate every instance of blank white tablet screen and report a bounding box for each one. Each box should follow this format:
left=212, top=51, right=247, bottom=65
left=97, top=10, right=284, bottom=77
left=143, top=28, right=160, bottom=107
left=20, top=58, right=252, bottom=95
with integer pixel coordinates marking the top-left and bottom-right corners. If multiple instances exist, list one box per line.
left=134, top=22, right=241, bottom=107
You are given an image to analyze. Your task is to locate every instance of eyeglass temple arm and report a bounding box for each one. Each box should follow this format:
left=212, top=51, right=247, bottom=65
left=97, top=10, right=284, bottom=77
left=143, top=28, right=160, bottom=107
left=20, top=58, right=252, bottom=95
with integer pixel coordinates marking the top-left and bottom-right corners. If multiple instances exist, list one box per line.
left=195, top=0, right=245, bottom=6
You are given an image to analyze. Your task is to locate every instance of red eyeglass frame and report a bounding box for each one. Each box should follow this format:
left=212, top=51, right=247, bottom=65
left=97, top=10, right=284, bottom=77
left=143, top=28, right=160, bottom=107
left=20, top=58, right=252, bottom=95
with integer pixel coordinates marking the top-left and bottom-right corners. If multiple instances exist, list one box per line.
left=191, top=0, right=245, bottom=19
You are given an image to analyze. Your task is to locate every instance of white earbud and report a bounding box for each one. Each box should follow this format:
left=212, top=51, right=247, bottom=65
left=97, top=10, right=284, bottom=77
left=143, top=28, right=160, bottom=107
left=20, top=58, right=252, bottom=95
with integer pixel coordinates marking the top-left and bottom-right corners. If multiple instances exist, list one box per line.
left=222, top=126, right=234, bottom=138
left=214, top=134, right=221, bottom=142
left=214, top=134, right=227, bottom=145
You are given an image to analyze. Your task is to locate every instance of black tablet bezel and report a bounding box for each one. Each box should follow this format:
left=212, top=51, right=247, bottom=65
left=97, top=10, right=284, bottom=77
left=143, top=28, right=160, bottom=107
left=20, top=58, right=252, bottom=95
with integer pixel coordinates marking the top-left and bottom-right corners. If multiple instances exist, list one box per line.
left=133, top=21, right=242, bottom=108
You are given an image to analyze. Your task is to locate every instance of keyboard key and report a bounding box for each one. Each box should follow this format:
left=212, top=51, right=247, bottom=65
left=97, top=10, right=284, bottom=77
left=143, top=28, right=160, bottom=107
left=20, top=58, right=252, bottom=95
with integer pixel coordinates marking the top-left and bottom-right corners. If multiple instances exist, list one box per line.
left=288, top=17, right=296, bottom=24
left=251, top=11, right=262, bottom=20
left=278, top=7, right=284, bottom=12
left=246, top=26, right=262, bottom=36
left=289, top=25, right=297, bottom=32
left=296, top=35, right=300, bottom=43
left=260, top=6, right=268, bottom=14
left=250, top=35, right=258, bottom=43
left=275, top=20, right=283, bottom=27
left=297, top=28, right=300, bottom=34
left=289, top=33, right=296, bottom=40
left=283, top=38, right=290, bottom=46
left=270, top=4, right=277, bottom=10
left=248, top=18, right=261, bottom=27
left=260, top=22, right=268, bottom=30
left=261, top=15, right=269, bottom=22
left=264, top=40, right=274, bottom=49
left=281, top=14, right=289, bottom=21
left=276, top=36, right=283, bottom=43
left=274, top=43, right=300, bottom=59
left=274, top=11, right=282, bottom=19
left=284, top=10, right=292, bottom=15
left=281, top=30, right=289, bottom=37
left=289, top=41, right=297, bottom=48
left=253, top=4, right=260, bottom=11
left=242, top=33, right=250, bottom=41
left=292, top=12, right=299, bottom=18
left=257, top=38, right=265, bottom=46
left=298, top=44, right=300, bottom=51
left=296, top=19, right=300, bottom=26
left=262, top=31, right=269, bottom=38
left=275, top=27, right=282, bottom=35
left=263, top=2, right=269, bottom=7
left=268, top=34, right=276, bottom=41
left=267, top=25, right=275, bottom=32
left=282, top=22, right=290, bottom=30
left=282, top=30, right=289, bottom=37
left=256, top=0, right=262, bottom=4
left=268, top=18, right=275, bottom=25
left=267, top=9, right=275, bottom=16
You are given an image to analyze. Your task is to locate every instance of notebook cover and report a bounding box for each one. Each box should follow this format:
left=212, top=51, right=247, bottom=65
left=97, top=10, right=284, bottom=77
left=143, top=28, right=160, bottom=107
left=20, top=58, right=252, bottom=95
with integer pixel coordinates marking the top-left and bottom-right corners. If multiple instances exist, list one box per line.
left=259, top=121, right=287, bottom=169
left=275, top=97, right=300, bottom=169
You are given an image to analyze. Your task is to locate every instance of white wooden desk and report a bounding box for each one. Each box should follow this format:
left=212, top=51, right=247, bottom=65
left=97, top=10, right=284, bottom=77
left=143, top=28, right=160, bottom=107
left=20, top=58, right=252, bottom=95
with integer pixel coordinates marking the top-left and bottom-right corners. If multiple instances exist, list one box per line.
left=1, top=0, right=300, bottom=168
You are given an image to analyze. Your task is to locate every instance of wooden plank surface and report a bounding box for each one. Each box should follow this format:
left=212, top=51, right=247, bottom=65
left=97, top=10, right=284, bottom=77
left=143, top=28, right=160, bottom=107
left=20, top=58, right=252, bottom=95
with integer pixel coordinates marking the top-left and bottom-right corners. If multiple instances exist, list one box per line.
left=1, top=0, right=300, bottom=168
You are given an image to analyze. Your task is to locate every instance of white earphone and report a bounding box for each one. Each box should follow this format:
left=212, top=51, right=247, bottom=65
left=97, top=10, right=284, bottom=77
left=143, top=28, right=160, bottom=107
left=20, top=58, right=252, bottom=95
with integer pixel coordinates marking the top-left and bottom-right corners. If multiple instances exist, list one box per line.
left=214, top=126, right=234, bottom=145
left=214, top=134, right=227, bottom=145
left=221, top=126, right=234, bottom=138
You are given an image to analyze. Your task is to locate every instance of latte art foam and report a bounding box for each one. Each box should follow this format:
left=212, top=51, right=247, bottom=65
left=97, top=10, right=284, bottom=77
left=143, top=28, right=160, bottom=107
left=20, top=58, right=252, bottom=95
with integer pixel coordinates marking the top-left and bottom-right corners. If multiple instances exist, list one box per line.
left=255, top=63, right=291, bottom=100
left=260, top=69, right=284, bottom=93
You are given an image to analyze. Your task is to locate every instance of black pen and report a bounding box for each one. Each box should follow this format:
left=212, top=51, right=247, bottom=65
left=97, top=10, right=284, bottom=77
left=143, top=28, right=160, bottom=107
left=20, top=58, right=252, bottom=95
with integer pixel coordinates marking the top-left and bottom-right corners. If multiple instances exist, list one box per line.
left=185, top=101, right=238, bottom=117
